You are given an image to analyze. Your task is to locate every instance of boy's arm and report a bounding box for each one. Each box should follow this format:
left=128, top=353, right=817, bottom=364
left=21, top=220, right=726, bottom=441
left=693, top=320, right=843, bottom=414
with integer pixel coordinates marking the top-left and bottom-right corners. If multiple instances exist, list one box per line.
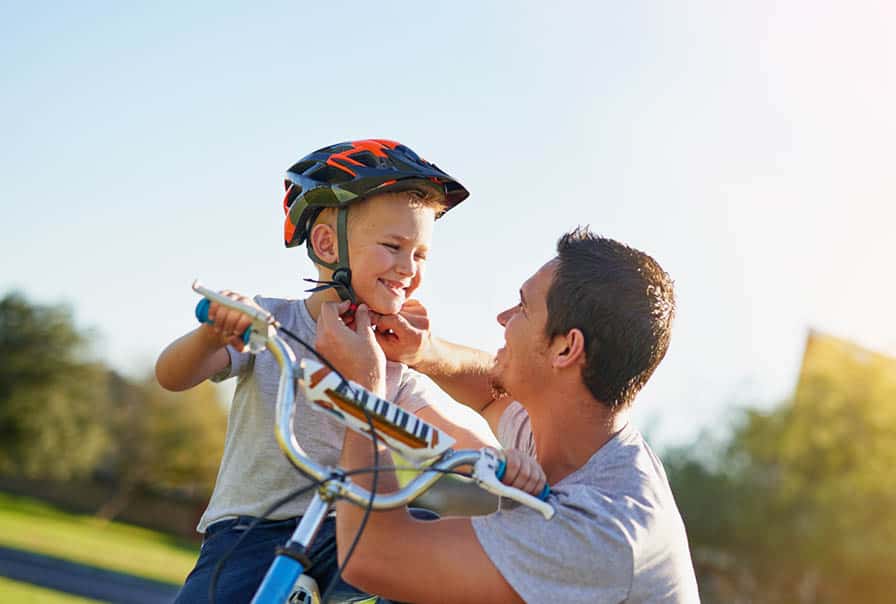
left=155, top=326, right=232, bottom=391
left=155, top=291, right=255, bottom=391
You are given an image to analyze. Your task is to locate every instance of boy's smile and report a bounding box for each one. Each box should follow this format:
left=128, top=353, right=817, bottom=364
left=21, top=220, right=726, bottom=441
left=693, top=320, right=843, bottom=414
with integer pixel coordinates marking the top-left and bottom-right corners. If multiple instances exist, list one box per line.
left=379, top=277, right=411, bottom=298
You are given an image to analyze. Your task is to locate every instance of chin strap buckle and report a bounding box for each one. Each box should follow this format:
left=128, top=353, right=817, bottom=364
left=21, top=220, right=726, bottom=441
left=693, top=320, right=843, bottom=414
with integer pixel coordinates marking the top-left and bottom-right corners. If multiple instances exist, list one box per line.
left=302, top=267, right=357, bottom=307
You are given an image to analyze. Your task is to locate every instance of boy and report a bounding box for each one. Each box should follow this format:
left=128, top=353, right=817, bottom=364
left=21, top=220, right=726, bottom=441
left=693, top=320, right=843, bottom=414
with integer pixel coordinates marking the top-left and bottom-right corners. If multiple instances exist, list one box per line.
left=156, top=140, right=502, bottom=602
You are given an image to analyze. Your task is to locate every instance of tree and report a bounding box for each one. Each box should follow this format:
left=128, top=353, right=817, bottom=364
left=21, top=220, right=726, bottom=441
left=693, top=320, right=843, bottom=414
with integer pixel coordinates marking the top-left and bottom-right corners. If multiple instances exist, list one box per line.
left=668, top=332, right=896, bottom=603
left=96, top=373, right=227, bottom=519
left=0, top=292, right=110, bottom=478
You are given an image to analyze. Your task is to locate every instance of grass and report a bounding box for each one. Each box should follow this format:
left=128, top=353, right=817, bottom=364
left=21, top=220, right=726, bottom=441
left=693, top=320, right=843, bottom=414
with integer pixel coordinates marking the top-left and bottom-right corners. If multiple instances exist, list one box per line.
left=0, top=577, right=102, bottom=603
left=0, top=491, right=197, bottom=585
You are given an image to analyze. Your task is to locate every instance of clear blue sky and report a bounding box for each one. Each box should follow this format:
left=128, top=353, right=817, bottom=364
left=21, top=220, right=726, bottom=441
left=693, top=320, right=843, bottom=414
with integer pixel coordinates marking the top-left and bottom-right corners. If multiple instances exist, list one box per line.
left=2, top=1, right=893, bottom=446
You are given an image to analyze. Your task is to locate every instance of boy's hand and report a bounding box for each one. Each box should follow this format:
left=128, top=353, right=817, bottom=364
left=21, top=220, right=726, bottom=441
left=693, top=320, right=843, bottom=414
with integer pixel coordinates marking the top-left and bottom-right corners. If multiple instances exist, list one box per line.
left=496, top=448, right=547, bottom=498
left=372, top=299, right=432, bottom=366
left=316, top=301, right=387, bottom=395
left=204, top=290, right=258, bottom=352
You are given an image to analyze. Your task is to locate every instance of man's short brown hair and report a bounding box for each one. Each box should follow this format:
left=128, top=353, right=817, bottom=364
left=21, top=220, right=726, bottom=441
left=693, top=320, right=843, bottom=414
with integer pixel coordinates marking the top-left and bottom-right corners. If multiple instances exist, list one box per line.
left=545, top=227, right=676, bottom=410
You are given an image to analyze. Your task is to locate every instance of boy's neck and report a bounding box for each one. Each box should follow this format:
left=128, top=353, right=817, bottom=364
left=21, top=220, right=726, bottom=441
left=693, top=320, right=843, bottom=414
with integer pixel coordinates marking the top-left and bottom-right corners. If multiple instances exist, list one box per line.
left=304, top=289, right=342, bottom=321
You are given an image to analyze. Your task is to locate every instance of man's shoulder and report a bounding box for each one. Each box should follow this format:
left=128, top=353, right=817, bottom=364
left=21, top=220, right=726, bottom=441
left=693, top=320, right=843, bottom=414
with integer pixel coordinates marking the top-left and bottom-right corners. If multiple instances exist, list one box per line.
left=560, top=426, right=679, bottom=526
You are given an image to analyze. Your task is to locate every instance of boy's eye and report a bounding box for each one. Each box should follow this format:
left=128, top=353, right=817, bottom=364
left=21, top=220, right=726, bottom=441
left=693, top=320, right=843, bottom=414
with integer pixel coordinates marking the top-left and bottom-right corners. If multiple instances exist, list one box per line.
left=381, top=243, right=400, bottom=251
left=414, top=252, right=428, bottom=261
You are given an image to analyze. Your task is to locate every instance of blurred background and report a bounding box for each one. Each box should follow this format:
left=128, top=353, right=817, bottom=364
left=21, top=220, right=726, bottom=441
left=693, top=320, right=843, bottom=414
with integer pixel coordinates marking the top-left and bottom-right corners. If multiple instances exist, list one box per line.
left=1, top=1, right=894, bottom=602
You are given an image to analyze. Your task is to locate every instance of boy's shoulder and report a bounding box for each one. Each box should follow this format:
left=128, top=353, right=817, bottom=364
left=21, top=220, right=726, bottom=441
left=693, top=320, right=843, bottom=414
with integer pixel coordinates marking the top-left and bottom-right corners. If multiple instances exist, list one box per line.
left=254, top=294, right=312, bottom=330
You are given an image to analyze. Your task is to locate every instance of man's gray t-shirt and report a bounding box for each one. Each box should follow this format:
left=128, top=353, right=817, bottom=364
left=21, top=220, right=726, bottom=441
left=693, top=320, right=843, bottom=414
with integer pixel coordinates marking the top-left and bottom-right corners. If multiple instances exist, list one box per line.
left=198, top=296, right=432, bottom=532
left=474, top=402, right=699, bottom=603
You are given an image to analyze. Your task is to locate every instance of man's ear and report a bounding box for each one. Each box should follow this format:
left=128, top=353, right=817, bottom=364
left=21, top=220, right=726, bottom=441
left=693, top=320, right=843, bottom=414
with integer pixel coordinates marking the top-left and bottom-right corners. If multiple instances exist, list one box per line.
left=552, top=328, right=586, bottom=369
left=309, top=223, right=339, bottom=264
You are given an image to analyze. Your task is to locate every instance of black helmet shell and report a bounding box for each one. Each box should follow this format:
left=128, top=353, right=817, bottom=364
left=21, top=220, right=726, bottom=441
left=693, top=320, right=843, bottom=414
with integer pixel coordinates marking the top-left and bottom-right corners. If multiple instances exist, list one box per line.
left=283, top=139, right=469, bottom=248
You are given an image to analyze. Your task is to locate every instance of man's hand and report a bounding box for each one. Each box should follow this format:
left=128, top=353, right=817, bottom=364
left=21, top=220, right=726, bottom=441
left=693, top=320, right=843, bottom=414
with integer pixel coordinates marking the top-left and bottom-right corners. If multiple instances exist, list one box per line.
left=316, top=301, right=387, bottom=395
left=373, top=299, right=432, bottom=366
left=498, top=449, right=548, bottom=498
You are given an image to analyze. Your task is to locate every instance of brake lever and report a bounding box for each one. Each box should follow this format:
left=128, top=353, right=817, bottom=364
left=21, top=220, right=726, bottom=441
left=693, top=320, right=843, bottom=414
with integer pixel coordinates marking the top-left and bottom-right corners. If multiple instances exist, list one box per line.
left=473, top=449, right=555, bottom=520
left=192, top=279, right=277, bottom=354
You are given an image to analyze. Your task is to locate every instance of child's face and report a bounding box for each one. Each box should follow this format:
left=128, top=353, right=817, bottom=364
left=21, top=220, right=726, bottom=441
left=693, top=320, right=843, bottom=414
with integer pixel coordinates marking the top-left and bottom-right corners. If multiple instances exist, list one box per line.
left=346, top=194, right=436, bottom=315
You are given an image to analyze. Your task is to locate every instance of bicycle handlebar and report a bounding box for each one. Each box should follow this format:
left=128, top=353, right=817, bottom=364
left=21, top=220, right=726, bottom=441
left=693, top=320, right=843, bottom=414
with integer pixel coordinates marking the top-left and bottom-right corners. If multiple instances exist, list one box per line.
left=192, top=280, right=554, bottom=520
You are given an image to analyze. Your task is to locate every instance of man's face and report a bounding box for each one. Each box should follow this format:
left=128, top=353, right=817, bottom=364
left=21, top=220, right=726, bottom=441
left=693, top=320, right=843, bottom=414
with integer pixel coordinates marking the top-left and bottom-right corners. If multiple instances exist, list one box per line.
left=491, top=259, right=558, bottom=400
left=346, top=194, right=436, bottom=315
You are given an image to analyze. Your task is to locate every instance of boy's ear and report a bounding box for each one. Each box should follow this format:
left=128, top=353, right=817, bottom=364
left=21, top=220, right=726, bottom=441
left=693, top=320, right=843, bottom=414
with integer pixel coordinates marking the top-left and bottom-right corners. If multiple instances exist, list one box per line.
left=309, top=223, right=339, bottom=264
left=551, top=328, right=586, bottom=370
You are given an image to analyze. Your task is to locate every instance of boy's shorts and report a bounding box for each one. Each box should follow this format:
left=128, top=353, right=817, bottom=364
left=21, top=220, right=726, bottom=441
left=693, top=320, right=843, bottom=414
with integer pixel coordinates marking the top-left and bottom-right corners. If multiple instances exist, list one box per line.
left=173, top=515, right=370, bottom=603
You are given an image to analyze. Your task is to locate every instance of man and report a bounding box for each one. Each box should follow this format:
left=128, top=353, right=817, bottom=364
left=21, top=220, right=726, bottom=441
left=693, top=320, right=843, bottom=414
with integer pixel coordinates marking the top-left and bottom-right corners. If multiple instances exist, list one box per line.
left=316, top=227, right=699, bottom=603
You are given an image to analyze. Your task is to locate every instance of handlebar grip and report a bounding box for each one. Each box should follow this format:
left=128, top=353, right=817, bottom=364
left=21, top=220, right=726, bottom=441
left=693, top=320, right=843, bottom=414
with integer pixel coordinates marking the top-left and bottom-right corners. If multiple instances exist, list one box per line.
left=195, top=298, right=252, bottom=345
left=495, top=458, right=551, bottom=502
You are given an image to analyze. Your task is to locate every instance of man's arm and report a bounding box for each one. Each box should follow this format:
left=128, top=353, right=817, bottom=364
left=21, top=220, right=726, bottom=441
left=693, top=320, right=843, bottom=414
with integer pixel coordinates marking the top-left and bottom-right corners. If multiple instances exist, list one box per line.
left=335, top=430, right=524, bottom=604
left=317, top=302, right=537, bottom=602
left=374, top=300, right=514, bottom=433
left=412, top=338, right=515, bottom=435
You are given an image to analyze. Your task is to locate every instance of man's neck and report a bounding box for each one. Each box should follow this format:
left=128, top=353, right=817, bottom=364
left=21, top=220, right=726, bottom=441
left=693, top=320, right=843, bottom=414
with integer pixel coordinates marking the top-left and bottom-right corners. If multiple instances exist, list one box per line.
left=527, top=394, right=627, bottom=484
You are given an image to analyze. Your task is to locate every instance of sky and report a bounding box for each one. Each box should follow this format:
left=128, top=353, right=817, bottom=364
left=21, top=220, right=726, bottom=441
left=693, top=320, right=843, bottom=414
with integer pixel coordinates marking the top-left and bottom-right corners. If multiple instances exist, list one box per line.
left=2, top=1, right=894, bottom=447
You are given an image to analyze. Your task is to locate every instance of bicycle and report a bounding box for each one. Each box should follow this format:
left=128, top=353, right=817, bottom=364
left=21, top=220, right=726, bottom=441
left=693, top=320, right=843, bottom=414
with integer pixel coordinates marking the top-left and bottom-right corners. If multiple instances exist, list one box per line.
left=192, top=281, right=554, bottom=603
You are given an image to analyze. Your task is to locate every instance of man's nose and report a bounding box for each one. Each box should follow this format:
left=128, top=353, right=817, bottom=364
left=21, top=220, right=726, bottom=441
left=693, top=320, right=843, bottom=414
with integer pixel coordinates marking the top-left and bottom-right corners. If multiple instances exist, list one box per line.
left=497, top=306, right=513, bottom=326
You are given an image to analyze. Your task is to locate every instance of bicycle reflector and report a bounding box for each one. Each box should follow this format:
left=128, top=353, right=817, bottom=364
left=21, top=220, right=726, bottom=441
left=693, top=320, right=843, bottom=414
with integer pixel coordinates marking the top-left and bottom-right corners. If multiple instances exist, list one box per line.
left=299, top=359, right=455, bottom=464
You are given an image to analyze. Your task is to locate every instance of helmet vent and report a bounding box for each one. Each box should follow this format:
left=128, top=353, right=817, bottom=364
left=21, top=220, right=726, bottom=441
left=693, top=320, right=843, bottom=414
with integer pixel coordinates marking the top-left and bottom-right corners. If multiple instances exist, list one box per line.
left=288, top=160, right=316, bottom=175
left=308, top=164, right=353, bottom=184
left=348, top=150, right=379, bottom=168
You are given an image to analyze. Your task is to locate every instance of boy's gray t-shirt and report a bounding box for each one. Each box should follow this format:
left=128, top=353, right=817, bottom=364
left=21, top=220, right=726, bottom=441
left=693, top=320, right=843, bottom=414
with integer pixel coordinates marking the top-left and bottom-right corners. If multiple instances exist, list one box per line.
left=475, top=402, right=700, bottom=603
left=198, top=296, right=433, bottom=532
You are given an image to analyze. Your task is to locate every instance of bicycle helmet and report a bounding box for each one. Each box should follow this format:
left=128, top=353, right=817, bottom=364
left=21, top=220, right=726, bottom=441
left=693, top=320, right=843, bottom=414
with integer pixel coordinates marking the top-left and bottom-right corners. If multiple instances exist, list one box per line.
left=283, top=139, right=469, bottom=302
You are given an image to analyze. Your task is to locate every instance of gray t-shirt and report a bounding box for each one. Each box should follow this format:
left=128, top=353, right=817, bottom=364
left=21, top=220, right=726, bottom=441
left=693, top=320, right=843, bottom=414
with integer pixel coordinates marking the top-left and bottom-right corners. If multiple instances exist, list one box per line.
left=198, top=296, right=432, bottom=532
left=474, top=402, right=700, bottom=603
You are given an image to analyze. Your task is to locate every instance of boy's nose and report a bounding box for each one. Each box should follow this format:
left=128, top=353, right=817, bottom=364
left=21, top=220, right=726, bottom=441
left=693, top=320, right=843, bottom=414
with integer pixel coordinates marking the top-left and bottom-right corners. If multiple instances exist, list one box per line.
left=395, top=254, right=416, bottom=276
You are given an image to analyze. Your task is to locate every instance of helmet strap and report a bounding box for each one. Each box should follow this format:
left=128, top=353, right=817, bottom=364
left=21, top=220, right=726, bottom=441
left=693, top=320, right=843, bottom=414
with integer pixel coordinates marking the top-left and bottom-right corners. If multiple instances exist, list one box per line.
left=304, top=207, right=356, bottom=303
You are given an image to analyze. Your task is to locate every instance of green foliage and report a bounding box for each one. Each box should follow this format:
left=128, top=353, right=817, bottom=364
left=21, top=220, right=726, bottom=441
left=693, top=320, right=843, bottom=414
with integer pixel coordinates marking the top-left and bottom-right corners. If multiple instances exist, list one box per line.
left=101, top=375, right=226, bottom=496
left=0, top=293, right=111, bottom=478
left=0, top=291, right=227, bottom=512
left=668, top=333, right=896, bottom=603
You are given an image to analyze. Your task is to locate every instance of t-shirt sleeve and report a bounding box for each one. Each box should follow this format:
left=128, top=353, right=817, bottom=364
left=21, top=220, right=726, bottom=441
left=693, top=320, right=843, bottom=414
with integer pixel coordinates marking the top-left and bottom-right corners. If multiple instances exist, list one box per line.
left=392, top=367, right=433, bottom=415
left=497, top=401, right=536, bottom=456
left=209, top=344, right=252, bottom=382
left=471, top=487, right=633, bottom=604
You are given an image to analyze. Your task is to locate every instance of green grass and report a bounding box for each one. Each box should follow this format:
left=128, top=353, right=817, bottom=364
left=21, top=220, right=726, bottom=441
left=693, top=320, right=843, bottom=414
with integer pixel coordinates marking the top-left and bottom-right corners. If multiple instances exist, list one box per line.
left=0, top=491, right=197, bottom=585
left=0, top=577, right=102, bottom=603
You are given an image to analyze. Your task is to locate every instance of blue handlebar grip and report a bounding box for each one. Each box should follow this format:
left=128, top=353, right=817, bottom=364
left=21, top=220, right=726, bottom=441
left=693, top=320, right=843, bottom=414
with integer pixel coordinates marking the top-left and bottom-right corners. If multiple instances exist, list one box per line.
left=194, top=299, right=251, bottom=345
left=494, top=458, right=552, bottom=502
left=195, top=298, right=212, bottom=323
